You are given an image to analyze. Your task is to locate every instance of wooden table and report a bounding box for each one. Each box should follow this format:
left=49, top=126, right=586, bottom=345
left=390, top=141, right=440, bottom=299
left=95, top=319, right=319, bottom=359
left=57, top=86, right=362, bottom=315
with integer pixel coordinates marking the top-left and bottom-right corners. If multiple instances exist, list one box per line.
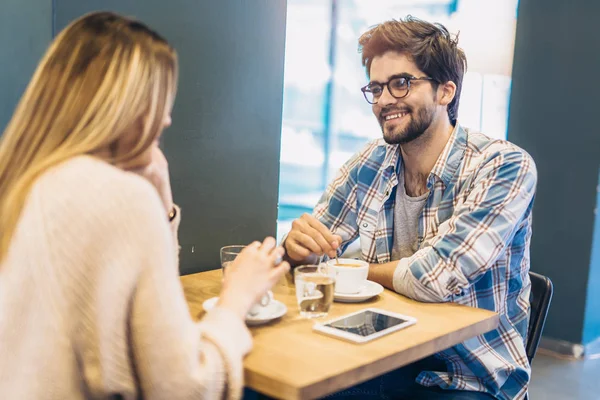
left=181, top=270, right=499, bottom=400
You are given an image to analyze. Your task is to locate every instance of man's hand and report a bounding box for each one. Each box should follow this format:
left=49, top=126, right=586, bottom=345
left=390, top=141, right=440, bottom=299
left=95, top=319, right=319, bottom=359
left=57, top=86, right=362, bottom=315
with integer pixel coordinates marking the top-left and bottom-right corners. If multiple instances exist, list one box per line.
left=283, top=213, right=342, bottom=266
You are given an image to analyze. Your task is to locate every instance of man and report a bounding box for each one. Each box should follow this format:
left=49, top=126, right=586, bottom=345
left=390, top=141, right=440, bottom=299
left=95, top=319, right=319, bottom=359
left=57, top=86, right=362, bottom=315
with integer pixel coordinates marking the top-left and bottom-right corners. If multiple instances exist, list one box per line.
left=283, top=17, right=536, bottom=400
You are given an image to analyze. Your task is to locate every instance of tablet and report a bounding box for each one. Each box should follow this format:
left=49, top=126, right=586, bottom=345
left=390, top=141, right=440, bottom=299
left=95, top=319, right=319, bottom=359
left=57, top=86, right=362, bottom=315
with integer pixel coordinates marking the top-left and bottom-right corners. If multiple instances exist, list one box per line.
left=313, top=308, right=417, bottom=344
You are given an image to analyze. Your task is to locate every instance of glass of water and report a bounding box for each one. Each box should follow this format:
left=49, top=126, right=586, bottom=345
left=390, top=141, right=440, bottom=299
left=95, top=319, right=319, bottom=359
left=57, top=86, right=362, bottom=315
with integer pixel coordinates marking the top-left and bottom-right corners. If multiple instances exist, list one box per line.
left=220, top=244, right=273, bottom=313
left=294, top=264, right=336, bottom=318
left=220, top=245, right=246, bottom=274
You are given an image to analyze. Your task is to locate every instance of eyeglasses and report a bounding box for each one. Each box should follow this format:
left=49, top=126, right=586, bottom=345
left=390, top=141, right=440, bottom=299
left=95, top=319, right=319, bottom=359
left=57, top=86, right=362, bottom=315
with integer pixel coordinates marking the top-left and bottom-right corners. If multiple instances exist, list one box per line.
left=360, top=76, right=436, bottom=104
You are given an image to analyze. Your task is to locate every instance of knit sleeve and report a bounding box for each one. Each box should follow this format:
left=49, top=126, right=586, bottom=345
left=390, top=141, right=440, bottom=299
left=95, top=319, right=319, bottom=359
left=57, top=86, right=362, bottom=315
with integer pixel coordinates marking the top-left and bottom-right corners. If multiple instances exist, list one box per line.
left=124, top=183, right=252, bottom=400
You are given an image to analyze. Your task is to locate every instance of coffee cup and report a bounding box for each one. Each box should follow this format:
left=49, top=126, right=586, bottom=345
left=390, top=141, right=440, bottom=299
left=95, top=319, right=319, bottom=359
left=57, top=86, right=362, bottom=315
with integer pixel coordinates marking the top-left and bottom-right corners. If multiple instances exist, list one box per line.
left=248, top=290, right=273, bottom=317
left=327, top=258, right=369, bottom=294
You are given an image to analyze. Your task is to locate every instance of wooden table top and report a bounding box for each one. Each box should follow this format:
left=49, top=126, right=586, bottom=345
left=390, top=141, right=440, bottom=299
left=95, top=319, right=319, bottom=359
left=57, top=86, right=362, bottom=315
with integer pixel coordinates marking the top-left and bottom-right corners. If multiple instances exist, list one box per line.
left=181, top=269, right=499, bottom=400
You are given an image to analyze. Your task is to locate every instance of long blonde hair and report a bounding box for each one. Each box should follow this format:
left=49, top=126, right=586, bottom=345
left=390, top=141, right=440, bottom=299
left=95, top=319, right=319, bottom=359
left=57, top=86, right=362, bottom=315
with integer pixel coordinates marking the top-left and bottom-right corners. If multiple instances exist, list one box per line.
left=0, top=12, right=178, bottom=262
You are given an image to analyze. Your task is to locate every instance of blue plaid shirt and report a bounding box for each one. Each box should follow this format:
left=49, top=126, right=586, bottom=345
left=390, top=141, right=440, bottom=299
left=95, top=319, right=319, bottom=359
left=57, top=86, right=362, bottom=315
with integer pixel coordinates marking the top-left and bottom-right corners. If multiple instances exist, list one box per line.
left=313, top=124, right=536, bottom=399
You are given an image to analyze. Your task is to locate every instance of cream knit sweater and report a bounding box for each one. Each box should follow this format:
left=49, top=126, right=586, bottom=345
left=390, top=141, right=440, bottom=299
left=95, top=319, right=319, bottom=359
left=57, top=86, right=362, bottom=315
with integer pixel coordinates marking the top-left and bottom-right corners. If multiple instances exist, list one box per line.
left=0, top=156, right=252, bottom=399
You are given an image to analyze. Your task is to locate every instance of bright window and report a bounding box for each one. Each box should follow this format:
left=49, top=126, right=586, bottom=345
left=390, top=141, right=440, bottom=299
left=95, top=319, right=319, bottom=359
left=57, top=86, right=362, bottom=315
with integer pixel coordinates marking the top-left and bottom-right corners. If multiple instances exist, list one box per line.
left=277, top=0, right=519, bottom=241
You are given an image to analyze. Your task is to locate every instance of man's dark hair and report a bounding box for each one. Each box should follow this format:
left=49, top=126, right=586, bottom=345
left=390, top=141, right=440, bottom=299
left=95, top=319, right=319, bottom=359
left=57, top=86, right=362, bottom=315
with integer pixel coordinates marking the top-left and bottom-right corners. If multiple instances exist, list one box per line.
left=359, top=16, right=467, bottom=125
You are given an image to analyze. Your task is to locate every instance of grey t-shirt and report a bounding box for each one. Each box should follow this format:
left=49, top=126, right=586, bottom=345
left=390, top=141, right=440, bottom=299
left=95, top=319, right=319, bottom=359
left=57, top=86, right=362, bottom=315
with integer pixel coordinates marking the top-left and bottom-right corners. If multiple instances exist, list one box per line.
left=391, top=171, right=429, bottom=261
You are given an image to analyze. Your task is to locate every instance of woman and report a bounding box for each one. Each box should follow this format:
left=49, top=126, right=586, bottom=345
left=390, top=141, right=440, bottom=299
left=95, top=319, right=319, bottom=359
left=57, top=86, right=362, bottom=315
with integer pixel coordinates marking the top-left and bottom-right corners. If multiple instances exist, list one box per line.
left=0, top=11, right=289, bottom=400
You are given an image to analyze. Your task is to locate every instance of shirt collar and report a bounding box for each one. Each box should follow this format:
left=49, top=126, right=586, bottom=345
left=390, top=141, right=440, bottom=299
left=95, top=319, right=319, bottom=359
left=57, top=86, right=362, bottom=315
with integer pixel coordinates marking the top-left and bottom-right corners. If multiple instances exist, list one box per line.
left=380, top=123, right=467, bottom=187
left=428, top=123, right=467, bottom=188
left=382, top=141, right=401, bottom=173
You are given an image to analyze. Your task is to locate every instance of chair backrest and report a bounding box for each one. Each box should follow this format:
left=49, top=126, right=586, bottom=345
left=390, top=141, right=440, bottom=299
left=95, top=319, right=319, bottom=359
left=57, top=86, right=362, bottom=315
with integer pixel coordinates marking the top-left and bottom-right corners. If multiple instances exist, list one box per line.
left=527, top=271, right=553, bottom=362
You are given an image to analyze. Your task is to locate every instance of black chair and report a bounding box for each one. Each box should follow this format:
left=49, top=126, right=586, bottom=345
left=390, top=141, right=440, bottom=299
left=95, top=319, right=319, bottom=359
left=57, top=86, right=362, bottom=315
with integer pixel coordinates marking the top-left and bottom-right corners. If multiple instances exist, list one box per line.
left=526, top=271, right=553, bottom=363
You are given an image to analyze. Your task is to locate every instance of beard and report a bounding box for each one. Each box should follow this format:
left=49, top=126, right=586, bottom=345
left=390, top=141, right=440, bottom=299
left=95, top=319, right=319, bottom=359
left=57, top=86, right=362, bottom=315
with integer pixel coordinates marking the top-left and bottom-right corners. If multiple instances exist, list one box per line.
left=379, top=104, right=436, bottom=145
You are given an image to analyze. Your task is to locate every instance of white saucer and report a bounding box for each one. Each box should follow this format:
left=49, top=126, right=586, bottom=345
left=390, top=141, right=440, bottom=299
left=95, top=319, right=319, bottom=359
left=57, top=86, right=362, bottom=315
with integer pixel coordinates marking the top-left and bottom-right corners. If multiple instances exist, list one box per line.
left=334, top=280, right=384, bottom=303
left=202, top=297, right=287, bottom=326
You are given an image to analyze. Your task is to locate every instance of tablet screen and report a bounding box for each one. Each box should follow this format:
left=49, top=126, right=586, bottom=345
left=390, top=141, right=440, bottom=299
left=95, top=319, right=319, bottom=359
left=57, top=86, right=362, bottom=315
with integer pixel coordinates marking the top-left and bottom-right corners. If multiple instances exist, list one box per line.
left=324, top=309, right=409, bottom=337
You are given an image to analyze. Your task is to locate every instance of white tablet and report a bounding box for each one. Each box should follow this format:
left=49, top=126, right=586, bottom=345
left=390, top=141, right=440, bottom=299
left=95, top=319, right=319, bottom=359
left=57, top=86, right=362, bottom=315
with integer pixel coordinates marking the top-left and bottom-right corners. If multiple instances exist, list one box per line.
left=313, top=308, right=417, bottom=344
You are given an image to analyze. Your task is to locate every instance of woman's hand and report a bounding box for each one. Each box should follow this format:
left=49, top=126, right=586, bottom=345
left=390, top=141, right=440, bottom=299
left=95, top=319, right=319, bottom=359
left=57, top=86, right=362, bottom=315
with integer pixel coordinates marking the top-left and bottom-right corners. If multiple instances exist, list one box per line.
left=218, top=237, right=290, bottom=320
left=130, top=146, right=174, bottom=215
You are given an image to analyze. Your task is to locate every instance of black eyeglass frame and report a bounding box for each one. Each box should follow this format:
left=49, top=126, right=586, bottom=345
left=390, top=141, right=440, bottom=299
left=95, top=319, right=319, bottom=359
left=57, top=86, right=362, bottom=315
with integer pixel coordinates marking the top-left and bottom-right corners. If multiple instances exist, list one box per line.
left=360, top=75, right=437, bottom=104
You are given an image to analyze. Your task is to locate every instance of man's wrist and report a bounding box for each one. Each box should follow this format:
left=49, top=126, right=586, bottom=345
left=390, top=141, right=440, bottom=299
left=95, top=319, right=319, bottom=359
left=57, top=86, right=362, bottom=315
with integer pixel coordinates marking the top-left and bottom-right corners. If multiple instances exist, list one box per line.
left=281, top=239, right=296, bottom=266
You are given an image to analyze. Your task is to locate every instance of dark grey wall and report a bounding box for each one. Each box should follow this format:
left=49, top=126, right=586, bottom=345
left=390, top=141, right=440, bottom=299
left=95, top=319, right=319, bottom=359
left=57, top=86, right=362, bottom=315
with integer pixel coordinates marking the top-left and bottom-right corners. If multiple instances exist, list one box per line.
left=508, top=0, right=600, bottom=344
left=0, top=0, right=52, bottom=131
left=54, top=0, right=288, bottom=274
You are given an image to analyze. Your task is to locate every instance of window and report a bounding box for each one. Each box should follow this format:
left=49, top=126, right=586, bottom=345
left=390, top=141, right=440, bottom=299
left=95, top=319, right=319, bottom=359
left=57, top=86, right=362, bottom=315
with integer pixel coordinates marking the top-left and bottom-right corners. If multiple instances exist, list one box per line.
left=277, top=0, right=520, bottom=240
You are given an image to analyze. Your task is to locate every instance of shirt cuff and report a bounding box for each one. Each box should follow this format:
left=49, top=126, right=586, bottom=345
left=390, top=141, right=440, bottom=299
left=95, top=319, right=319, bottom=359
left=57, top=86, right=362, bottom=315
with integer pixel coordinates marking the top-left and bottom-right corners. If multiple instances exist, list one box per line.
left=393, top=258, right=414, bottom=296
left=392, top=257, right=445, bottom=302
left=392, top=258, right=431, bottom=301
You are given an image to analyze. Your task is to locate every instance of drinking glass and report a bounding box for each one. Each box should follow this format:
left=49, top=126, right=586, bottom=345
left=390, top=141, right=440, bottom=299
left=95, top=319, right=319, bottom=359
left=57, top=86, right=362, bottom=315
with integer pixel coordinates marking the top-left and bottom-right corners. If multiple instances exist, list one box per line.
left=220, top=244, right=272, bottom=315
left=294, top=264, right=336, bottom=318
left=220, top=245, right=246, bottom=274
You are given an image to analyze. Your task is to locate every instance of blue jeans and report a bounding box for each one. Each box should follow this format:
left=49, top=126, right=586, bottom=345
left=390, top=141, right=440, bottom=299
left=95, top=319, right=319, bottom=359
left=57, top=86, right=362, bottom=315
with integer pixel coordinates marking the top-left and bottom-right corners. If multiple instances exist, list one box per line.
left=324, top=356, right=496, bottom=400
left=244, top=356, right=497, bottom=399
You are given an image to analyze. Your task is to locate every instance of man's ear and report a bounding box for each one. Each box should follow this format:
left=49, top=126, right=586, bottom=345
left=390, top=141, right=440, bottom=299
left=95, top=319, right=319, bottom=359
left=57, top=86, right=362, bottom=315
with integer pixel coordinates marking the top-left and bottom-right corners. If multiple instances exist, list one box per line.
left=438, top=81, right=457, bottom=107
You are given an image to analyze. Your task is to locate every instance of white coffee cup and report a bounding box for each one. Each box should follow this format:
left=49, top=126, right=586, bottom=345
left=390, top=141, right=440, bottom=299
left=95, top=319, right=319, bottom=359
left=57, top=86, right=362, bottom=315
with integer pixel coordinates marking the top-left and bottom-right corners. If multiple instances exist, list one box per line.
left=327, top=258, right=369, bottom=294
left=248, top=290, right=273, bottom=317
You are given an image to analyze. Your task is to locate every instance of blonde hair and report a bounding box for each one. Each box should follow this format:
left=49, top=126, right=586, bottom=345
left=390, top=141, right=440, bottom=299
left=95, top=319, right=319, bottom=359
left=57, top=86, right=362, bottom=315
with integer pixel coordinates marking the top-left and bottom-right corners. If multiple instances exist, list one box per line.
left=0, top=12, right=178, bottom=262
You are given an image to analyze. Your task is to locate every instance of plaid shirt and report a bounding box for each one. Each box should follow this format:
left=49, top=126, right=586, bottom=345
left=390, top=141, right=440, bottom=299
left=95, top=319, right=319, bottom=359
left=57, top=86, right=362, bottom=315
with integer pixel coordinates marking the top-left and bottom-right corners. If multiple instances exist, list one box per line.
left=313, top=124, right=536, bottom=400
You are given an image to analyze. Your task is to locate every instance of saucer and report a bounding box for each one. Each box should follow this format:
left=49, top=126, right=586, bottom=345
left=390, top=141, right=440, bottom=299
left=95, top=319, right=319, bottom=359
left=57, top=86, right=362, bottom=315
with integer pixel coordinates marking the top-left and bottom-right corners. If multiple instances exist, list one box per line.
left=202, top=297, right=287, bottom=326
left=334, top=280, right=384, bottom=303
